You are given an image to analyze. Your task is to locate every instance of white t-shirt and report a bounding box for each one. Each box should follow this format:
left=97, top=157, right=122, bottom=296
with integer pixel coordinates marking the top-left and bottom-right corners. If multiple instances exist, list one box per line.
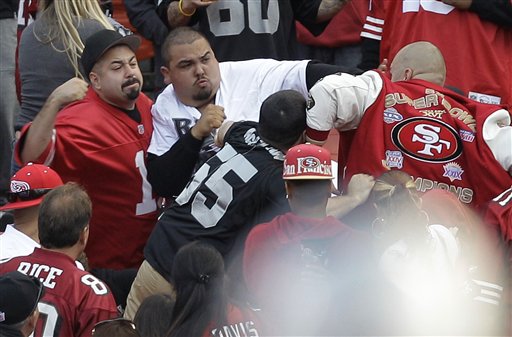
left=0, top=225, right=85, bottom=270
left=0, top=224, right=39, bottom=261
left=149, top=59, right=309, bottom=156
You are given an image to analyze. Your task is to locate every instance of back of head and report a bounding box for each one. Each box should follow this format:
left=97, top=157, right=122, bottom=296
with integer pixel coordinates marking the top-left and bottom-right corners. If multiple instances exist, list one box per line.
left=162, top=27, right=208, bottom=65
left=38, top=183, right=91, bottom=249
left=371, top=170, right=420, bottom=221
left=133, top=294, right=175, bottom=337
left=390, top=41, right=446, bottom=86
left=258, top=90, right=307, bottom=151
left=168, top=242, right=226, bottom=337
left=92, top=318, right=140, bottom=337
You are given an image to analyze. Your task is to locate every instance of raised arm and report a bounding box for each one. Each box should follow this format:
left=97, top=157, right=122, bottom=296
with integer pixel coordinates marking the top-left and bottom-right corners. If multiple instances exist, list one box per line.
left=327, top=173, right=375, bottom=219
left=20, top=78, right=88, bottom=164
left=166, top=0, right=216, bottom=29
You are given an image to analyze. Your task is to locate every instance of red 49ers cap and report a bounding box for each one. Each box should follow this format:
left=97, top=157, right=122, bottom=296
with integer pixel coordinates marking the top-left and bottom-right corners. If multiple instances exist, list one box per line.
left=0, top=163, right=63, bottom=211
left=283, top=144, right=333, bottom=180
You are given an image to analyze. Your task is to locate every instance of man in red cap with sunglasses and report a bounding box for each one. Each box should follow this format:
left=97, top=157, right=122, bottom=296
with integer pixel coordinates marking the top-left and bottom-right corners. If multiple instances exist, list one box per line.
left=0, top=163, right=62, bottom=262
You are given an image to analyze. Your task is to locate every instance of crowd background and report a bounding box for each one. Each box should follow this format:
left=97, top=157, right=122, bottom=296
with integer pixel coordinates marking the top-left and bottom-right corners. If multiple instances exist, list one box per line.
left=1, top=0, right=512, bottom=337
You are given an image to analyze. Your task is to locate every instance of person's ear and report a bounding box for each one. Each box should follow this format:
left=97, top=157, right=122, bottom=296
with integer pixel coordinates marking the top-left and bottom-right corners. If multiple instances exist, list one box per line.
left=89, top=72, right=100, bottom=90
left=404, top=68, right=413, bottom=81
left=161, top=66, right=171, bottom=85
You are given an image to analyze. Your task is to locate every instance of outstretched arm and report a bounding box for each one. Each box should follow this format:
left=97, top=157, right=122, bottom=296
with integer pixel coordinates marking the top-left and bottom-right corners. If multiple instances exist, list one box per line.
left=20, top=78, right=88, bottom=164
left=327, top=173, right=375, bottom=219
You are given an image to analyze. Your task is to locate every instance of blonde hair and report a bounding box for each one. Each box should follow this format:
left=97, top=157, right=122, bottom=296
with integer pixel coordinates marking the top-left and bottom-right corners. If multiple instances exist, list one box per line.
left=371, top=170, right=420, bottom=221
left=36, top=0, right=113, bottom=79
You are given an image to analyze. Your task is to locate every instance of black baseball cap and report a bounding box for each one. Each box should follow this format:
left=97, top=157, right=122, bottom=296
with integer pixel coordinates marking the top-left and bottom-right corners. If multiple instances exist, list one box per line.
left=0, top=271, right=44, bottom=325
left=81, top=29, right=141, bottom=77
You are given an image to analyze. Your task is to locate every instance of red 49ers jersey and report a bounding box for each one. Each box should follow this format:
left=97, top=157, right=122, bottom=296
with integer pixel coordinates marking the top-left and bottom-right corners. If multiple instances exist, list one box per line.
left=16, top=88, right=158, bottom=269
left=0, top=249, right=118, bottom=337
left=342, top=75, right=512, bottom=212
left=361, top=0, right=512, bottom=107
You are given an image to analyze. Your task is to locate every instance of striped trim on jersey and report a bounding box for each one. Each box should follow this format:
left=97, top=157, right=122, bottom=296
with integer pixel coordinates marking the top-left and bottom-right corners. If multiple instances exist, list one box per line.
left=361, top=15, right=384, bottom=40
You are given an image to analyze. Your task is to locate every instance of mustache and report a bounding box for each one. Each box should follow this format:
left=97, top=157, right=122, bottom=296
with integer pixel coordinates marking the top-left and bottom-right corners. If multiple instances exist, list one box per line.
left=122, top=77, right=141, bottom=89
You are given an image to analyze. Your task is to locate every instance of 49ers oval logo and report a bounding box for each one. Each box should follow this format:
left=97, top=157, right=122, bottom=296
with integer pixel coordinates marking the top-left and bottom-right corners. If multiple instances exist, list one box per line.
left=391, top=117, right=462, bottom=163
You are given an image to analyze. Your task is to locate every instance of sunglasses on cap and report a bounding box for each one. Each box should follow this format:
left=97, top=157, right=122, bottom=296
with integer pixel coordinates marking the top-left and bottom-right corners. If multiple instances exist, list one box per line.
left=6, top=188, right=52, bottom=203
left=92, top=317, right=137, bottom=336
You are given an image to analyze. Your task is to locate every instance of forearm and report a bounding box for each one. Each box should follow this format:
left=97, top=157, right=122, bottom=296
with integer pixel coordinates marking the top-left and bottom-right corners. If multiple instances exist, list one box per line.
left=166, top=1, right=193, bottom=29
left=20, top=96, right=61, bottom=164
left=125, top=0, right=169, bottom=44
left=316, top=0, right=350, bottom=22
left=326, top=194, right=365, bottom=219
left=147, top=131, right=203, bottom=197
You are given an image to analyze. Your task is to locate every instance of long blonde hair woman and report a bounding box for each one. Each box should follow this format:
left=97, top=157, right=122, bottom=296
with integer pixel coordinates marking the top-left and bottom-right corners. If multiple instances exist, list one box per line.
left=16, top=0, right=114, bottom=131
left=36, top=0, right=113, bottom=78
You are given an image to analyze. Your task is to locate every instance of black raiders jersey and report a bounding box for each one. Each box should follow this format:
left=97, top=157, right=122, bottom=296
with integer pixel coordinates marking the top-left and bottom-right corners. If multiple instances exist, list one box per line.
left=145, top=121, right=290, bottom=279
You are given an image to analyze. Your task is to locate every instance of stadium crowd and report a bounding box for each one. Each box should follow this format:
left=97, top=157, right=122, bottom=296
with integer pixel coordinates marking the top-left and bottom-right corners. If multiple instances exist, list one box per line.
left=1, top=0, right=512, bottom=336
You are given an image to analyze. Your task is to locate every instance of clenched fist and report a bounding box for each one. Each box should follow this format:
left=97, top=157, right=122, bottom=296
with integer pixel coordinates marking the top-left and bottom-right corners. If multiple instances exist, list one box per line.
left=191, top=104, right=225, bottom=139
left=49, top=77, right=89, bottom=109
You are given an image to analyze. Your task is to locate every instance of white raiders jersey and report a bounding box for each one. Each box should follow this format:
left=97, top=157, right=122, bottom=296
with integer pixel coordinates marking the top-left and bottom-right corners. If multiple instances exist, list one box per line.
left=148, top=59, right=309, bottom=156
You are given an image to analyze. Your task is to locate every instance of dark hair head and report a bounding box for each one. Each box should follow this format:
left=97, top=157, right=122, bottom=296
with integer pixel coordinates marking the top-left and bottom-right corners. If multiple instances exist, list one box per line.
left=161, top=27, right=209, bottom=66
left=92, top=318, right=140, bottom=337
left=168, top=242, right=227, bottom=337
left=38, top=183, right=91, bottom=249
left=258, top=90, right=307, bottom=151
left=133, top=294, right=175, bottom=337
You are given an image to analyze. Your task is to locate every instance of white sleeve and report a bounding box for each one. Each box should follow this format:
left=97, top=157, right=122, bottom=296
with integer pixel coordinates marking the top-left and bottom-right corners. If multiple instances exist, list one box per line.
left=483, top=109, right=512, bottom=174
left=255, top=59, right=309, bottom=98
left=148, top=87, right=184, bottom=156
left=306, top=70, right=383, bottom=133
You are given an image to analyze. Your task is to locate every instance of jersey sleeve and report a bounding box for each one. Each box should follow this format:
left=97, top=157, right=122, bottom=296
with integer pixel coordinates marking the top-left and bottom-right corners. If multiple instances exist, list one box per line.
left=360, top=0, right=385, bottom=41
left=15, top=123, right=56, bottom=166
left=148, top=87, right=184, bottom=156
left=306, top=70, right=383, bottom=143
left=482, top=109, right=512, bottom=173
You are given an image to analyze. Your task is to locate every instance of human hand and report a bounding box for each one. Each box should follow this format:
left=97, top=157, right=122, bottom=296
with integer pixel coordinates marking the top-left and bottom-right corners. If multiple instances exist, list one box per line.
left=182, top=0, right=217, bottom=13
left=49, top=78, right=88, bottom=108
left=191, top=104, right=225, bottom=139
left=346, top=173, right=375, bottom=205
left=441, top=0, right=472, bottom=10
left=378, top=58, right=388, bottom=73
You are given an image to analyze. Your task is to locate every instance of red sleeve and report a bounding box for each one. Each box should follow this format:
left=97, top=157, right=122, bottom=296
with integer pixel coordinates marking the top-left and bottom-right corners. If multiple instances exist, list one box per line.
left=15, top=122, right=54, bottom=166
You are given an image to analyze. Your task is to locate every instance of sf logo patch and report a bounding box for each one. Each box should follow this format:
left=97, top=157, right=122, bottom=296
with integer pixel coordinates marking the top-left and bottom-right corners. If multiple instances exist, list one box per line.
left=391, top=117, right=462, bottom=163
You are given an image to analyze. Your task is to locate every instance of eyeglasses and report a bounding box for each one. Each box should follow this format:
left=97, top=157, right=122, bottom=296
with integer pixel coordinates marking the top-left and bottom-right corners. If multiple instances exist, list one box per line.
left=6, top=188, right=52, bottom=203
left=92, top=317, right=137, bottom=336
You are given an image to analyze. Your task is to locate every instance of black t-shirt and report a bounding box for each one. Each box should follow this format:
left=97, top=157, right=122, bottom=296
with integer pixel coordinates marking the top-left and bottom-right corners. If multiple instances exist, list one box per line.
left=188, top=0, right=323, bottom=61
left=145, top=121, right=290, bottom=279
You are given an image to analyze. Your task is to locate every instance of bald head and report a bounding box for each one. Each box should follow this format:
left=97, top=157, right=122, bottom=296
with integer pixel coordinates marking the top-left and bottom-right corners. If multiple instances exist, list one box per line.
left=390, top=41, right=446, bottom=86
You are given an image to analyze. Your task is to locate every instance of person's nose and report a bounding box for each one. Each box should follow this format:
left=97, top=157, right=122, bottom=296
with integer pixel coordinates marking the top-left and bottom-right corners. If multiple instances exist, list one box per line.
left=195, top=63, right=205, bottom=76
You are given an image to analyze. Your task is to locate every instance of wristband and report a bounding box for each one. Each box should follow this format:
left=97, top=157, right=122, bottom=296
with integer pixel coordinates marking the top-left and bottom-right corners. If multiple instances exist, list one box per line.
left=178, top=0, right=196, bottom=17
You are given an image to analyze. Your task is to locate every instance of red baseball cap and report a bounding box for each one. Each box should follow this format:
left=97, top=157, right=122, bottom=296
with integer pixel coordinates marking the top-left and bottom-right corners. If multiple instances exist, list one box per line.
left=283, top=144, right=333, bottom=180
left=0, top=163, right=63, bottom=211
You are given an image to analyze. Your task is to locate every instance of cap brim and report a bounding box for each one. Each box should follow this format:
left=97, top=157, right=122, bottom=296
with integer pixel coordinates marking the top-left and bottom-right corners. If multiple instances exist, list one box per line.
left=0, top=197, right=43, bottom=211
left=283, top=176, right=334, bottom=180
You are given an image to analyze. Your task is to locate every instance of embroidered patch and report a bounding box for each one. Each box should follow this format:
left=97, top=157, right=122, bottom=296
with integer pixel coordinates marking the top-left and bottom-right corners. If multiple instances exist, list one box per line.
left=385, top=150, right=403, bottom=169
left=443, top=162, right=464, bottom=182
left=459, top=129, right=475, bottom=143
left=383, top=107, right=403, bottom=124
